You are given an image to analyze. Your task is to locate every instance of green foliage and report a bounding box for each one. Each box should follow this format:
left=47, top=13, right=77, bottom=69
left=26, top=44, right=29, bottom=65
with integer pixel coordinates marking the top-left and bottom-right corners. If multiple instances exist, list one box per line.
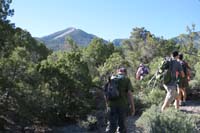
left=0, top=46, right=45, bottom=125
left=130, top=27, right=151, bottom=43
left=136, top=105, right=199, bottom=133
left=144, top=89, right=165, bottom=106
left=79, top=115, right=97, bottom=129
left=13, top=28, right=51, bottom=61
left=83, top=38, right=113, bottom=67
left=38, top=51, right=93, bottom=122
left=194, top=62, right=200, bottom=81
left=0, top=0, right=14, bottom=21
left=97, top=52, right=129, bottom=80
left=65, top=37, right=79, bottom=52
left=0, top=47, right=33, bottom=92
left=158, top=39, right=177, bottom=57
left=82, top=38, right=115, bottom=81
left=132, top=88, right=165, bottom=115
left=123, top=27, right=175, bottom=64
left=149, top=57, right=163, bottom=75
left=133, top=93, right=147, bottom=114
left=189, top=79, right=200, bottom=90
left=0, top=23, right=50, bottom=59
left=0, top=20, right=15, bottom=55
left=1, top=12, right=200, bottom=131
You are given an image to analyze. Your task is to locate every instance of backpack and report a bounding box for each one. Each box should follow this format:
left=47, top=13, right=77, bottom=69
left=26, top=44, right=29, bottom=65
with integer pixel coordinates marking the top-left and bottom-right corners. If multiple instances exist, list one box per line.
left=135, top=66, right=149, bottom=80
left=156, top=58, right=174, bottom=85
left=105, top=75, right=124, bottom=101
left=142, top=66, right=149, bottom=75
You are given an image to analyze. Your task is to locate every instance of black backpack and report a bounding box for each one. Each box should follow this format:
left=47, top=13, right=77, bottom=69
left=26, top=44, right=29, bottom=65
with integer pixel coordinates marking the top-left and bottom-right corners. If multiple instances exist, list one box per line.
left=105, top=75, right=124, bottom=101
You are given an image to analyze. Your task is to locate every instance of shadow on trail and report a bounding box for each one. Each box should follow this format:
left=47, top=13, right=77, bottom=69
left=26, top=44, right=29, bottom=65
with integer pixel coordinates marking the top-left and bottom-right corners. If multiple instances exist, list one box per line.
left=179, top=100, right=200, bottom=115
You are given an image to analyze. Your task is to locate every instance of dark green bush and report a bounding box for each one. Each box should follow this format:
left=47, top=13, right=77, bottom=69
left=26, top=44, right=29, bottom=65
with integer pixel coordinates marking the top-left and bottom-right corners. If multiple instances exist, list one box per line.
left=38, top=51, right=93, bottom=123
left=136, top=105, right=199, bottom=133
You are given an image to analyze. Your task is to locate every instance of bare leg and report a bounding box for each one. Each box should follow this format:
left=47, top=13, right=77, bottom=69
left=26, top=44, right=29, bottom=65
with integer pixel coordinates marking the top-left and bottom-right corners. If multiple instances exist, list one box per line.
left=174, top=97, right=179, bottom=109
left=161, top=97, right=170, bottom=112
left=162, top=85, right=170, bottom=112
left=182, top=88, right=186, bottom=102
left=176, top=88, right=181, bottom=105
left=179, top=88, right=182, bottom=102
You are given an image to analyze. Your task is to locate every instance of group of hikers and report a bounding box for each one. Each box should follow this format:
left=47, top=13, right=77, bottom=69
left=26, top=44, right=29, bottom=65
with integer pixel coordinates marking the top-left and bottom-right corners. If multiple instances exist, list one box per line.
left=101, top=50, right=190, bottom=133
left=160, top=51, right=190, bottom=111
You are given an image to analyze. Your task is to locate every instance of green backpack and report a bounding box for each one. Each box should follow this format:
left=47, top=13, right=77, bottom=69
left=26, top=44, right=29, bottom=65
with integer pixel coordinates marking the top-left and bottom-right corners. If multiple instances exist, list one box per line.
left=156, top=58, right=173, bottom=85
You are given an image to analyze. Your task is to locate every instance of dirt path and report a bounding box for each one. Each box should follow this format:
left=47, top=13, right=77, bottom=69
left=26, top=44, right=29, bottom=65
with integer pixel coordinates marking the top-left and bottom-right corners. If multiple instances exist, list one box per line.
left=110, top=100, right=200, bottom=133
left=179, top=100, right=200, bottom=114
left=125, top=115, right=143, bottom=133
left=52, top=100, right=200, bottom=133
left=119, top=100, right=200, bottom=133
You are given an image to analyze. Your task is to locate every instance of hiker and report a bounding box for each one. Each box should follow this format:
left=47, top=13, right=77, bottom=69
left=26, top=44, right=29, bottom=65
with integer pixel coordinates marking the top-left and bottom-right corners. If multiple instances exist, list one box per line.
left=161, top=51, right=185, bottom=112
left=105, top=67, right=135, bottom=133
left=177, top=54, right=191, bottom=106
left=136, top=63, right=149, bottom=80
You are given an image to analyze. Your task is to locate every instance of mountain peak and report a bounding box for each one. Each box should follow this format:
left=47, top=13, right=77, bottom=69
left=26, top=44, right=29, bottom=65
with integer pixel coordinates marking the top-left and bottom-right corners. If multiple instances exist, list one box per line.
left=53, top=27, right=76, bottom=40
left=37, top=27, right=124, bottom=51
left=67, top=27, right=76, bottom=29
left=38, top=27, right=98, bottom=50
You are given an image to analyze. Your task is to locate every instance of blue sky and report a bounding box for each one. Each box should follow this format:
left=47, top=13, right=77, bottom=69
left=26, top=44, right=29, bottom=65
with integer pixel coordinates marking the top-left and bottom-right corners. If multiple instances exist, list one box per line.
left=10, top=0, right=200, bottom=40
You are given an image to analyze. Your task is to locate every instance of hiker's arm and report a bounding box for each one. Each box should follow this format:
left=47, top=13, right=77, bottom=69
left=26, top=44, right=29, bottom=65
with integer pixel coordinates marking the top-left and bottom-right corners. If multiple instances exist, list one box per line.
left=187, top=68, right=191, bottom=81
left=104, top=95, right=109, bottom=109
left=136, top=67, right=141, bottom=75
left=136, top=67, right=142, bottom=79
left=128, top=90, right=135, bottom=116
left=185, top=62, right=191, bottom=80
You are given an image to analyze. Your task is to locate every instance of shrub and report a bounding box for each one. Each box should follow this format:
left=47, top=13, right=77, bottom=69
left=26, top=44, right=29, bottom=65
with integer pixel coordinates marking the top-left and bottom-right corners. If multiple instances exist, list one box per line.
left=136, top=105, right=199, bottom=133
left=189, top=79, right=200, bottom=90
left=144, top=88, right=165, bottom=106
left=194, top=62, right=200, bottom=81
left=133, top=93, right=146, bottom=114
left=38, top=51, right=93, bottom=123
left=132, top=87, right=165, bottom=114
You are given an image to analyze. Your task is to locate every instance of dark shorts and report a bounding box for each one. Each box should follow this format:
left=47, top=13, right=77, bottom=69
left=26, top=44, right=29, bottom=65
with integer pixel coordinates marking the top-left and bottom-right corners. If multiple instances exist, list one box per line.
left=178, top=78, right=189, bottom=88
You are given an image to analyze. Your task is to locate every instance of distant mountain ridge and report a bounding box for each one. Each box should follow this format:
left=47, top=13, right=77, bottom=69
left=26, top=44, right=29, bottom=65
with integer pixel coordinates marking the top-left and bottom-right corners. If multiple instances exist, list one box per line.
left=37, top=27, right=98, bottom=50
left=173, top=31, right=200, bottom=48
left=37, top=27, right=200, bottom=51
left=112, top=39, right=126, bottom=46
left=37, top=27, right=126, bottom=51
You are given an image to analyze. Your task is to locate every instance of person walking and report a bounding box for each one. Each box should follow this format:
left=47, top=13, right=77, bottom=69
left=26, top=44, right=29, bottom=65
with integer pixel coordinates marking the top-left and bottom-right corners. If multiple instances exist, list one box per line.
left=136, top=63, right=149, bottom=80
left=161, top=51, right=185, bottom=112
left=177, top=54, right=191, bottom=106
left=105, top=67, right=135, bottom=133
